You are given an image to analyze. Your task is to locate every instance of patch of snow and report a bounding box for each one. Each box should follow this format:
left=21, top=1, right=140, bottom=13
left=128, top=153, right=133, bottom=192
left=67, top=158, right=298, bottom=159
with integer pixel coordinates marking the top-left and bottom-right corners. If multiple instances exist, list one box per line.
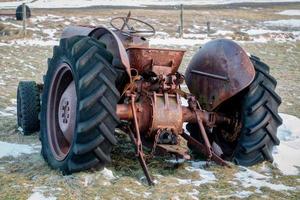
left=43, top=29, right=57, bottom=39
left=27, top=192, right=56, bottom=200
left=183, top=33, right=207, bottom=39
left=243, top=29, right=283, bottom=35
left=171, top=196, right=180, bottom=200
left=28, top=186, right=61, bottom=200
left=155, top=31, right=169, bottom=37
left=234, top=167, right=295, bottom=191
left=192, top=24, right=201, bottom=30
left=264, top=19, right=300, bottom=28
left=143, top=192, right=152, bottom=198
left=190, top=160, right=207, bottom=168
left=278, top=10, right=300, bottom=16
left=100, top=168, right=116, bottom=180
left=252, top=36, right=269, bottom=43
left=0, top=79, right=5, bottom=85
left=2, top=106, right=17, bottom=116
left=0, top=111, right=13, bottom=117
left=176, top=166, right=216, bottom=186
left=24, top=64, right=37, bottom=70
left=149, top=37, right=210, bottom=47
left=18, top=127, right=24, bottom=133
left=0, top=141, right=39, bottom=158
left=272, top=113, right=300, bottom=175
left=83, top=175, right=94, bottom=187
left=218, top=191, right=253, bottom=199
left=124, top=188, right=140, bottom=196
left=166, top=158, right=185, bottom=164
left=237, top=191, right=255, bottom=198
left=187, top=189, right=199, bottom=200
left=0, top=166, right=5, bottom=172
left=0, top=39, right=59, bottom=46
left=212, top=30, right=234, bottom=35
left=16, top=39, right=59, bottom=46
left=30, top=15, right=65, bottom=23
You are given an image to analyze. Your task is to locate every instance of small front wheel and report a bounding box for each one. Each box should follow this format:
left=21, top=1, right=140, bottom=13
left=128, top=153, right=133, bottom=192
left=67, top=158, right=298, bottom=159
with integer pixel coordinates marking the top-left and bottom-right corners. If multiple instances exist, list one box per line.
left=17, top=81, right=40, bottom=135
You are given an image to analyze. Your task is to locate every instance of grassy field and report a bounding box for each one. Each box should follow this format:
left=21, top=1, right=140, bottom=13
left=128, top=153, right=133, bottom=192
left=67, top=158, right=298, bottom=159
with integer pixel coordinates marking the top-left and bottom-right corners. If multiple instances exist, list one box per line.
left=0, top=2, right=300, bottom=200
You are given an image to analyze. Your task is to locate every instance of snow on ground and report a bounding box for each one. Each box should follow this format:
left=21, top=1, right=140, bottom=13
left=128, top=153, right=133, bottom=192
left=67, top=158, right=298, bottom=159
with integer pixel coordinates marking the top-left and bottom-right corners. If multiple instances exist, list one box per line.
left=187, top=189, right=199, bottom=199
left=149, top=37, right=210, bottom=46
left=211, top=30, right=234, bottom=36
left=0, top=106, right=16, bottom=117
left=278, top=10, right=300, bottom=16
left=175, top=161, right=217, bottom=186
left=234, top=167, right=296, bottom=191
left=0, top=141, right=39, bottom=158
left=264, top=19, right=300, bottom=28
left=1, top=0, right=300, bottom=9
left=27, top=186, right=62, bottom=200
left=27, top=192, right=56, bottom=200
left=273, top=113, right=300, bottom=175
left=13, top=39, right=59, bottom=46
left=0, top=38, right=59, bottom=47
left=243, top=29, right=283, bottom=35
left=0, top=110, right=14, bottom=117
left=100, top=167, right=116, bottom=180
left=218, top=190, right=254, bottom=199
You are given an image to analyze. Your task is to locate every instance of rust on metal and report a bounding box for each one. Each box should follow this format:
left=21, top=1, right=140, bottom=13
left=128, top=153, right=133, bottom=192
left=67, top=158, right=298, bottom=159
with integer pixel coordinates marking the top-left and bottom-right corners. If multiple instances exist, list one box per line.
left=127, top=47, right=185, bottom=75
left=149, top=93, right=183, bottom=136
left=185, top=39, right=255, bottom=111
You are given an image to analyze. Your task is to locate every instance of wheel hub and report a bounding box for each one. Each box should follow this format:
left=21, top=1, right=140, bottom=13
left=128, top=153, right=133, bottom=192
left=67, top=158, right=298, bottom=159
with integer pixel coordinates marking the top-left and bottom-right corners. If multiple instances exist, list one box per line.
left=58, top=81, right=76, bottom=143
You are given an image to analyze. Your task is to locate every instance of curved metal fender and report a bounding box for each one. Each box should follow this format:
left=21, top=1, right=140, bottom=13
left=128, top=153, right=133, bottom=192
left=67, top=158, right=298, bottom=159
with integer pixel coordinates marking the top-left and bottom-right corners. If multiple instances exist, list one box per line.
left=61, top=25, right=131, bottom=80
left=185, top=39, right=255, bottom=111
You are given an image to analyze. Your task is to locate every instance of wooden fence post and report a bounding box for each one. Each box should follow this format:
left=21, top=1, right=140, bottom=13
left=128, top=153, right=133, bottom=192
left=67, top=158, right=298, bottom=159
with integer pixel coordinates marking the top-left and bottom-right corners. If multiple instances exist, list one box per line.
left=179, top=4, right=184, bottom=38
left=206, top=21, right=211, bottom=36
left=22, top=3, right=26, bottom=36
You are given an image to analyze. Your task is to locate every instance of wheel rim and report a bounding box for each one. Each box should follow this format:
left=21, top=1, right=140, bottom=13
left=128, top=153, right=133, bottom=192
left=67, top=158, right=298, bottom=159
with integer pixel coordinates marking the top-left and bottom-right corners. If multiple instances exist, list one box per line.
left=47, top=63, right=77, bottom=161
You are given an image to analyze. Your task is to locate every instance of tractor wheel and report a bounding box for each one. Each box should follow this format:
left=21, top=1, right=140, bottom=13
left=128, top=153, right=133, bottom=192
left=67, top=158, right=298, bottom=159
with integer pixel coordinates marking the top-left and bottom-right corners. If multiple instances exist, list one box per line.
left=17, top=81, right=40, bottom=135
left=41, top=36, right=120, bottom=174
left=16, top=5, right=31, bottom=21
left=187, top=56, right=282, bottom=166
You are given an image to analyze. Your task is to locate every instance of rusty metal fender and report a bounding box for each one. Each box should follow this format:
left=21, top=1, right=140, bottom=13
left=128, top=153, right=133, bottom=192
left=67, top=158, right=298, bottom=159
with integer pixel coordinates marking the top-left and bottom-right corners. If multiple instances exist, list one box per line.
left=61, top=25, right=131, bottom=80
left=185, top=39, right=255, bottom=111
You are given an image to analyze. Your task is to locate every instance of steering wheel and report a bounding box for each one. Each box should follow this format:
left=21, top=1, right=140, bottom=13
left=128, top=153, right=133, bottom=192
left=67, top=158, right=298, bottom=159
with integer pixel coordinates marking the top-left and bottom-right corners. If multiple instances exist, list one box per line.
left=110, top=15, right=156, bottom=37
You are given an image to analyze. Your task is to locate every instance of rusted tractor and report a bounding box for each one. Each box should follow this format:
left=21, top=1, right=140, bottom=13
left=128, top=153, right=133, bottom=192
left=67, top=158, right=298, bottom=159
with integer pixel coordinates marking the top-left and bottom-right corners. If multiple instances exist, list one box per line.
left=17, top=13, right=282, bottom=185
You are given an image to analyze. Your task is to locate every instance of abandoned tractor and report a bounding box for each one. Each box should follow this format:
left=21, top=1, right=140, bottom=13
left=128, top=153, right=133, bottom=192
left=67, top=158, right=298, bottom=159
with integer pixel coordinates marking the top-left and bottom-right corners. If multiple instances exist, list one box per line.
left=17, top=13, right=282, bottom=185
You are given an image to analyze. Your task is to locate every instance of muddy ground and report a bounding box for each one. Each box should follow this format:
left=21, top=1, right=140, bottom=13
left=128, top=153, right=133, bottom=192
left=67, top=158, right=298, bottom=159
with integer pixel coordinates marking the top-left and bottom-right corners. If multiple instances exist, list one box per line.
left=0, top=2, right=300, bottom=200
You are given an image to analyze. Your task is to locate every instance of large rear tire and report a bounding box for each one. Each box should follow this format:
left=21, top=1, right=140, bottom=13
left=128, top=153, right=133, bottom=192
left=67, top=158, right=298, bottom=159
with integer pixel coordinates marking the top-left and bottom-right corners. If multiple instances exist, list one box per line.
left=187, top=56, right=282, bottom=166
left=41, top=36, right=120, bottom=173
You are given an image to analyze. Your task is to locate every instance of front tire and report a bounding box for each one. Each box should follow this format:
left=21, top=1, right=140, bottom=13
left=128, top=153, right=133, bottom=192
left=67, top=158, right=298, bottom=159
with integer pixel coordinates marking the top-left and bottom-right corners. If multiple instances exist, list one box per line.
left=41, top=36, right=120, bottom=173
